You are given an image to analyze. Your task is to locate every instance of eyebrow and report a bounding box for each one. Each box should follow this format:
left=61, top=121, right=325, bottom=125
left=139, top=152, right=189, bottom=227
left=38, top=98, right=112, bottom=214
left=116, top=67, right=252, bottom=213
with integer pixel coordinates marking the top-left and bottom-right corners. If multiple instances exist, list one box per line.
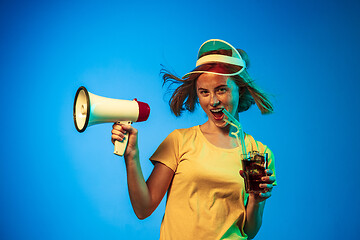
left=197, top=85, right=229, bottom=90
left=215, top=85, right=229, bottom=89
left=197, top=87, right=208, bottom=91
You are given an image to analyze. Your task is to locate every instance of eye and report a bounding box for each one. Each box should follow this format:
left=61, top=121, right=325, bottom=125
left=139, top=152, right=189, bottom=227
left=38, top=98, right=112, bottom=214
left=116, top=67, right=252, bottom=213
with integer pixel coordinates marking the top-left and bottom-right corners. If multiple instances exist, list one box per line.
left=199, top=89, right=209, bottom=96
left=217, top=88, right=227, bottom=94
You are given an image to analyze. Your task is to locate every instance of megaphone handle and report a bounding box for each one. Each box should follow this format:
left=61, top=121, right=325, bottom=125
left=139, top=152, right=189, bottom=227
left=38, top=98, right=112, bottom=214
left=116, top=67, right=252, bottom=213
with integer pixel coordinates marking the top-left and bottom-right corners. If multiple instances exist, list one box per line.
left=114, top=121, right=132, bottom=156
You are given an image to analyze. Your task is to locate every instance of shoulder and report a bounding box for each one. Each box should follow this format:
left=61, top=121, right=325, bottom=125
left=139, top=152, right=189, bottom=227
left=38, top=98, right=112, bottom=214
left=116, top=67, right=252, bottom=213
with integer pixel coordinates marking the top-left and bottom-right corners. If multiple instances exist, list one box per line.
left=164, top=126, right=201, bottom=148
left=160, top=126, right=199, bottom=144
left=246, top=133, right=273, bottom=155
left=170, top=126, right=199, bottom=139
left=173, top=125, right=198, bottom=134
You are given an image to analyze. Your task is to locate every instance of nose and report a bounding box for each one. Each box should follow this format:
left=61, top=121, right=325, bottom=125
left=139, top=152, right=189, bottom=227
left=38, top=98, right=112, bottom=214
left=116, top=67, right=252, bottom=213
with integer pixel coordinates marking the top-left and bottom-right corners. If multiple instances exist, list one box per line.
left=210, top=93, right=220, bottom=107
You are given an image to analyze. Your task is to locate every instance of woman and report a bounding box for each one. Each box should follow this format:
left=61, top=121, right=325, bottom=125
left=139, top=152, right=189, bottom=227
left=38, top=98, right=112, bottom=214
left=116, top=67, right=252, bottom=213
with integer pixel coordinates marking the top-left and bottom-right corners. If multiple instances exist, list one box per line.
left=111, top=39, right=277, bottom=239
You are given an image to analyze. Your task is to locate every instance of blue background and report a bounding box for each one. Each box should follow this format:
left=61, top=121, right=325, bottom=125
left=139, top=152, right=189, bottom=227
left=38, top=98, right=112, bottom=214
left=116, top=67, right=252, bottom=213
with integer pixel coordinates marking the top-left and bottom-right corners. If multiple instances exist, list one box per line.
left=1, top=0, right=360, bottom=239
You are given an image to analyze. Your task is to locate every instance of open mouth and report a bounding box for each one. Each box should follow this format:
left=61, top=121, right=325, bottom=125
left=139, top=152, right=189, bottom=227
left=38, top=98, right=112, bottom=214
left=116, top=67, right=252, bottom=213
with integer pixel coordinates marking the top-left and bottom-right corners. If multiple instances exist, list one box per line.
left=210, top=108, right=225, bottom=120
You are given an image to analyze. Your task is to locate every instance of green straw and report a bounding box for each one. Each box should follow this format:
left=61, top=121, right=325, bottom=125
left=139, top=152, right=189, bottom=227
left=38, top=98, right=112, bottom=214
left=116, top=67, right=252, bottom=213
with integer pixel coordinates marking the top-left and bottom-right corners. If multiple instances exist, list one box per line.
left=222, top=109, right=247, bottom=155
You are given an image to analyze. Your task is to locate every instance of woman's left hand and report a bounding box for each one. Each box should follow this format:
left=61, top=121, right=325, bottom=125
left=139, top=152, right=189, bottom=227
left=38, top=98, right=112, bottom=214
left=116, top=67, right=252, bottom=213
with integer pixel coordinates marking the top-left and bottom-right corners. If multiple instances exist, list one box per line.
left=240, top=169, right=276, bottom=203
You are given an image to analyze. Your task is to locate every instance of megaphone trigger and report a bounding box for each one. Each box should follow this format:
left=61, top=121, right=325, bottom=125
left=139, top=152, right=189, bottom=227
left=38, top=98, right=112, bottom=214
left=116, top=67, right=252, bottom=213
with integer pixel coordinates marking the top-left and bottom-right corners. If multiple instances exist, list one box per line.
left=114, top=120, right=132, bottom=156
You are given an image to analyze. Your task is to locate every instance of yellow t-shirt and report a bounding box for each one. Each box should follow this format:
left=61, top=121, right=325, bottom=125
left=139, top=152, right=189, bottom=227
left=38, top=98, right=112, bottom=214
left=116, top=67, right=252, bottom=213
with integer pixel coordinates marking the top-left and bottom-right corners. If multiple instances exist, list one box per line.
left=150, top=126, right=276, bottom=240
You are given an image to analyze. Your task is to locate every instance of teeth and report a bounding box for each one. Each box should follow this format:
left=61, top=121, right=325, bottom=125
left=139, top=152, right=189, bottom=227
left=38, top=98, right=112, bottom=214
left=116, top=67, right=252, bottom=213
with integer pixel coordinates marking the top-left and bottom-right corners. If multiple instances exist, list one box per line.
left=210, top=108, right=223, bottom=113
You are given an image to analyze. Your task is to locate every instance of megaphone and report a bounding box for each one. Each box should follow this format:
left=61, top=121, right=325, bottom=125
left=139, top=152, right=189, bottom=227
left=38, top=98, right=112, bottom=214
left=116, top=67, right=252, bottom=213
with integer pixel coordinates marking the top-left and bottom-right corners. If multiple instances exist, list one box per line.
left=73, top=86, right=150, bottom=156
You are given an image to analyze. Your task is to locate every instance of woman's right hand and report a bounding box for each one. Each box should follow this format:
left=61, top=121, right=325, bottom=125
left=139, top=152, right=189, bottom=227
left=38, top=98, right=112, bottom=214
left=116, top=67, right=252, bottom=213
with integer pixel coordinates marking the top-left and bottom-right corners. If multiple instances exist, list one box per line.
left=111, top=123, right=139, bottom=159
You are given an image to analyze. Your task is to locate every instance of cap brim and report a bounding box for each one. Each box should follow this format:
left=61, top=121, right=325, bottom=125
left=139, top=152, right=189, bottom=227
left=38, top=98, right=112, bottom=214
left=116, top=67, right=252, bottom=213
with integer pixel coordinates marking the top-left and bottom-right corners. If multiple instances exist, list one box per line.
left=182, top=64, right=245, bottom=79
left=182, top=39, right=246, bottom=79
left=198, top=39, right=241, bottom=58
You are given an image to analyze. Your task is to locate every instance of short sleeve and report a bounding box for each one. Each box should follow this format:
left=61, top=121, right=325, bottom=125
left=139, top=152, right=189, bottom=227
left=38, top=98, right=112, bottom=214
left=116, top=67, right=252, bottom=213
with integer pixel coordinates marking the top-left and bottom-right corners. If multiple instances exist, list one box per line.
left=247, top=135, right=277, bottom=187
left=244, top=145, right=277, bottom=207
left=264, top=147, right=277, bottom=186
left=149, top=130, right=181, bottom=172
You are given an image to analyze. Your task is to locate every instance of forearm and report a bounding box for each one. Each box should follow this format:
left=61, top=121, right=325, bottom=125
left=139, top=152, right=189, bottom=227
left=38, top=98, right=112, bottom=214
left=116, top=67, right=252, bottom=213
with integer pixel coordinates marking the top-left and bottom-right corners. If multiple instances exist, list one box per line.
left=244, top=198, right=266, bottom=239
left=124, top=152, right=152, bottom=219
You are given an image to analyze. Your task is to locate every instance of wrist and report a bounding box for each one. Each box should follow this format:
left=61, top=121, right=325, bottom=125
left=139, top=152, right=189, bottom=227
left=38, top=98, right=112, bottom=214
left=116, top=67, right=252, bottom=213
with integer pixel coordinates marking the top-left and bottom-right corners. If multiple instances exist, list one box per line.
left=247, top=194, right=266, bottom=207
left=124, top=151, right=140, bottom=166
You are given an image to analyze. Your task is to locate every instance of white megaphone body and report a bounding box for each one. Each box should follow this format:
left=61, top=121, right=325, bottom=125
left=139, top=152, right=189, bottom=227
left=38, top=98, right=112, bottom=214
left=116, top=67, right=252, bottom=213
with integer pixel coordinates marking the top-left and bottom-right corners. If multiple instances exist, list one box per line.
left=73, top=86, right=150, bottom=156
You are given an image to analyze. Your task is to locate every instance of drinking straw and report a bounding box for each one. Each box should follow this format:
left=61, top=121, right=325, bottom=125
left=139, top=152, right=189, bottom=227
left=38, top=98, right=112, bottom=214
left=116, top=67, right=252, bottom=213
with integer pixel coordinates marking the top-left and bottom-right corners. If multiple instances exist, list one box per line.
left=222, top=109, right=247, bottom=155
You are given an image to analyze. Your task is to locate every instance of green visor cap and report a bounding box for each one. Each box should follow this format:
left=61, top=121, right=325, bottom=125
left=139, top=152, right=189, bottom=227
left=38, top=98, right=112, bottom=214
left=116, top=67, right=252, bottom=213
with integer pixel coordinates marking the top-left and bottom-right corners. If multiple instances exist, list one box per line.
left=182, top=39, right=246, bottom=79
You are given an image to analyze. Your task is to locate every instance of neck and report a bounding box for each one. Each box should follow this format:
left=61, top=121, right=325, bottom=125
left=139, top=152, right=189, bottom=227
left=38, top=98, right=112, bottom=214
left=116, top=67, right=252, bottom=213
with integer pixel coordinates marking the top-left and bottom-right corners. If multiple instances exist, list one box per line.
left=202, top=119, right=240, bottom=138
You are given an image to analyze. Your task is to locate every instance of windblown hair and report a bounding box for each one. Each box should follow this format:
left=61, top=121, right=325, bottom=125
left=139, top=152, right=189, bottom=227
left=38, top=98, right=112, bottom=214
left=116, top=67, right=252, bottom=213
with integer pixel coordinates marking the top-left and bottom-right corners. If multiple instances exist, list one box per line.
left=161, top=49, right=273, bottom=117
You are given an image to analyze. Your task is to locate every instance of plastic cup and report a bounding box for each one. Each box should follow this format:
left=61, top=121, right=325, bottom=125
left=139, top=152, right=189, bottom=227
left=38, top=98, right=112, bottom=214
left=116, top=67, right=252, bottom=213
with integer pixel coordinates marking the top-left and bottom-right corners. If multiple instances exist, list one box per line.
left=241, top=151, right=268, bottom=193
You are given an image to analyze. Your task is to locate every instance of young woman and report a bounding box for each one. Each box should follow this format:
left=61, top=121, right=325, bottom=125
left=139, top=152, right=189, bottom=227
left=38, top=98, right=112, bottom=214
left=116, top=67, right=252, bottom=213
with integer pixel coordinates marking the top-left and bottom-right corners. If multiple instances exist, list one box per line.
left=111, top=39, right=277, bottom=240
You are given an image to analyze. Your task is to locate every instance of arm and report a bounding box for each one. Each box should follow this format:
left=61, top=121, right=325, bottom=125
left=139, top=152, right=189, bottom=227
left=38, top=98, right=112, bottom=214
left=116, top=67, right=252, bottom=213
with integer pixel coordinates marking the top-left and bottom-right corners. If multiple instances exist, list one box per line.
left=242, top=169, right=275, bottom=239
left=112, top=123, right=174, bottom=219
left=243, top=195, right=266, bottom=239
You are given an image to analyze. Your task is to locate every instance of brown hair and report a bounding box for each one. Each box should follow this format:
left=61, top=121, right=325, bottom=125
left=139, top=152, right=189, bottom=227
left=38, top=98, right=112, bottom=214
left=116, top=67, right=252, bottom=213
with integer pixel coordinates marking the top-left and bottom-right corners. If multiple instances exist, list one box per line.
left=161, top=49, right=273, bottom=116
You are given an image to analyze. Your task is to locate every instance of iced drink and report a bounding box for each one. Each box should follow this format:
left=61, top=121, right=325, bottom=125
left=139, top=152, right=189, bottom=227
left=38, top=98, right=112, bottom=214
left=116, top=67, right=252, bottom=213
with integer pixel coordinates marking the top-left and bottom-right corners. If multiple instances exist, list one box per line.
left=241, top=151, right=268, bottom=193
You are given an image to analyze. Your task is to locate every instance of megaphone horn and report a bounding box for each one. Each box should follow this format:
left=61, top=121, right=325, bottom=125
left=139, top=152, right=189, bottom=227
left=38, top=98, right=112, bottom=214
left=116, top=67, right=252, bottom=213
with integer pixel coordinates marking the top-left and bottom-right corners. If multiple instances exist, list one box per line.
left=73, top=86, right=150, bottom=156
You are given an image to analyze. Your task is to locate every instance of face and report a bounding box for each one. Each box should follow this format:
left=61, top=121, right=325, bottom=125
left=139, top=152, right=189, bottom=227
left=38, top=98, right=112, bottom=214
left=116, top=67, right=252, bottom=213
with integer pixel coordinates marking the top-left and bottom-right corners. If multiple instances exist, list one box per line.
left=196, top=73, right=240, bottom=128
